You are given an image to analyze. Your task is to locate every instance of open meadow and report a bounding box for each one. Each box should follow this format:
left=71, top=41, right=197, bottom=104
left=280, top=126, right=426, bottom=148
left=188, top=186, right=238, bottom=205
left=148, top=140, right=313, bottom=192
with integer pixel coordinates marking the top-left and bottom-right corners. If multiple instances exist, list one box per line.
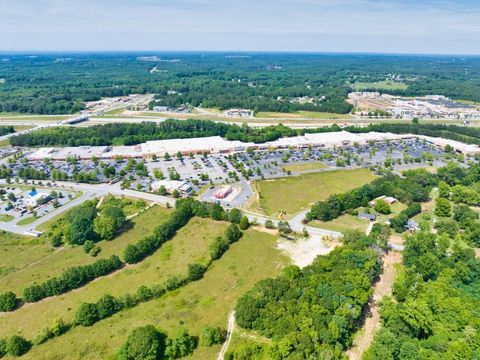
left=4, top=226, right=288, bottom=360
left=250, top=168, right=377, bottom=217
left=0, top=204, right=171, bottom=295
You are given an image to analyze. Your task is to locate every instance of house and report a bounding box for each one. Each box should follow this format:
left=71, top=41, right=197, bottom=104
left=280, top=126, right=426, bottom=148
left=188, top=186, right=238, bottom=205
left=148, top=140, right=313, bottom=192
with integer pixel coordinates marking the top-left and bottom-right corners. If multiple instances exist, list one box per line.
left=369, top=195, right=397, bottom=207
left=358, top=213, right=376, bottom=222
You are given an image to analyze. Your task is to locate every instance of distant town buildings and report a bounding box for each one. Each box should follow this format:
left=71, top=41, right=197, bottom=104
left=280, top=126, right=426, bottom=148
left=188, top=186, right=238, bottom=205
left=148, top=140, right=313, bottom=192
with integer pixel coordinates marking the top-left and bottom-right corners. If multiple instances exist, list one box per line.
left=222, top=109, right=254, bottom=118
left=348, top=92, right=480, bottom=120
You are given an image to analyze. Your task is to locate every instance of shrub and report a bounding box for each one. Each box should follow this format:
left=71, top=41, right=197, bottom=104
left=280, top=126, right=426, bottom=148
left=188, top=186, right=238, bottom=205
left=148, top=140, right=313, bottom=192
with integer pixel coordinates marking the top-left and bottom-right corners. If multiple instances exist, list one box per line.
left=187, top=263, right=207, bottom=281
left=239, top=216, right=250, bottom=230
left=225, top=224, right=243, bottom=244
left=209, top=237, right=229, bottom=260
left=23, top=255, right=122, bottom=302
left=0, top=339, right=6, bottom=358
left=75, top=303, right=99, bottom=326
left=264, top=219, right=275, bottom=229
left=117, top=325, right=166, bottom=360
left=165, top=330, right=197, bottom=359
left=0, top=292, right=17, bottom=312
left=96, top=294, right=119, bottom=319
left=200, top=326, right=227, bottom=346
left=6, top=335, right=30, bottom=357
left=83, top=240, right=95, bottom=254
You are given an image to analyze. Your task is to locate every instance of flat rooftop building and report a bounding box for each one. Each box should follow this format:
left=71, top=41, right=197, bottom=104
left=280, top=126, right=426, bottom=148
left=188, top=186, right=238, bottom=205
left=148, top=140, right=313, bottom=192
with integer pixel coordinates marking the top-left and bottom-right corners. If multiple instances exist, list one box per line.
left=25, top=131, right=480, bottom=162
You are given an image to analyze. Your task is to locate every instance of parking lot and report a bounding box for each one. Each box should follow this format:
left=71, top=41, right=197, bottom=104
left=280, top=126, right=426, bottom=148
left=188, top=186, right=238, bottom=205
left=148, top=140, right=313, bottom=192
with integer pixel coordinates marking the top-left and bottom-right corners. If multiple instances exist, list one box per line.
left=0, top=185, right=77, bottom=227
left=0, top=138, right=462, bottom=209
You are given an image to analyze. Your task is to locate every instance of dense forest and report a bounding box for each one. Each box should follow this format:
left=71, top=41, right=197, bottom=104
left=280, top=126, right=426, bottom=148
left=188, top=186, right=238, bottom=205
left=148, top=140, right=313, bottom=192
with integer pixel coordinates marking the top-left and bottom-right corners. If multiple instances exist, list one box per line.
left=232, top=233, right=382, bottom=359
left=11, top=118, right=480, bottom=147
left=1, top=53, right=480, bottom=115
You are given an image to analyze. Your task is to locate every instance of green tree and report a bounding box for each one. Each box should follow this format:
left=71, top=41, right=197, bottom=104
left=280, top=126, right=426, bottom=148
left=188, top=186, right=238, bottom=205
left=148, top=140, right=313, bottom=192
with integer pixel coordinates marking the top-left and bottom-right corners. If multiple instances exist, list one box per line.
left=200, top=326, right=226, bottom=346
left=75, top=303, right=99, bottom=326
left=117, top=325, right=166, bottom=360
left=0, top=292, right=17, bottom=312
left=435, top=198, right=452, bottom=217
left=239, top=216, right=250, bottom=230
left=374, top=199, right=391, bottom=215
left=165, top=330, right=197, bottom=359
left=6, top=335, right=30, bottom=357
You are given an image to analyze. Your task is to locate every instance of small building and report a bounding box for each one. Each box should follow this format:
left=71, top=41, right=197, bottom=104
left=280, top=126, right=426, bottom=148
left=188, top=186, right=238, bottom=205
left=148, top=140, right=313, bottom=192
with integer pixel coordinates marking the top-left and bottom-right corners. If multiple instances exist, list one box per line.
left=406, top=219, right=420, bottom=232
left=214, top=186, right=233, bottom=199
left=384, top=197, right=397, bottom=205
left=24, top=190, right=50, bottom=208
left=358, top=213, right=376, bottom=222
left=151, top=180, right=191, bottom=194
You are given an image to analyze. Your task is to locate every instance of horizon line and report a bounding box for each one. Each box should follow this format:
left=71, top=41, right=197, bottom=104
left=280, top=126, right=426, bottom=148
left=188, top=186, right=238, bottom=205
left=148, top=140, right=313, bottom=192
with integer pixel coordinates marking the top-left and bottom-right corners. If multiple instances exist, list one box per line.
left=1, top=50, right=480, bottom=57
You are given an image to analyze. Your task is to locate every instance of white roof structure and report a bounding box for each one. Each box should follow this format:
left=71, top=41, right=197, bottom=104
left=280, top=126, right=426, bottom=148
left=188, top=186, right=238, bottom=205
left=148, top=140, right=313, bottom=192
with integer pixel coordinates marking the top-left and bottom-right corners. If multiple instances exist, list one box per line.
left=151, top=180, right=190, bottom=193
left=418, top=135, right=480, bottom=155
left=142, top=136, right=240, bottom=156
left=25, top=131, right=480, bottom=161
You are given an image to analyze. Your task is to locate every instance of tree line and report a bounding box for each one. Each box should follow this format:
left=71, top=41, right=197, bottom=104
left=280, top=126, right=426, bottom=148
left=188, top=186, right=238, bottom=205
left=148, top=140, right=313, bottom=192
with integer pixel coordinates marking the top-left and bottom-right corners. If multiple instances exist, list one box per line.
left=232, top=233, right=382, bottom=359
left=12, top=118, right=480, bottom=149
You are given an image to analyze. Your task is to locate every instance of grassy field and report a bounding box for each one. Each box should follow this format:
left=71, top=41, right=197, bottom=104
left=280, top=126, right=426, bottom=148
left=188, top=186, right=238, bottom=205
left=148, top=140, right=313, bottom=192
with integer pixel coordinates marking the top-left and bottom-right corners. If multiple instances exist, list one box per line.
left=256, top=111, right=353, bottom=119
left=0, top=214, right=14, bottom=222
left=16, top=216, right=37, bottom=226
left=282, top=161, right=328, bottom=173
left=311, top=214, right=370, bottom=234
left=251, top=168, right=377, bottom=217
left=0, top=216, right=228, bottom=341
left=353, top=80, right=408, bottom=91
left=6, top=227, right=288, bottom=360
left=0, top=205, right=171, bottom=295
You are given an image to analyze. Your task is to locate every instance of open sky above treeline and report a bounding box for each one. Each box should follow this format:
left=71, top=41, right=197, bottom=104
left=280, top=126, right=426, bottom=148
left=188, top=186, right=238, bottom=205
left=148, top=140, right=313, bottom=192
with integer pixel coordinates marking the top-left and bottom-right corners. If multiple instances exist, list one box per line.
left=1, top=0, right=480, bottom=54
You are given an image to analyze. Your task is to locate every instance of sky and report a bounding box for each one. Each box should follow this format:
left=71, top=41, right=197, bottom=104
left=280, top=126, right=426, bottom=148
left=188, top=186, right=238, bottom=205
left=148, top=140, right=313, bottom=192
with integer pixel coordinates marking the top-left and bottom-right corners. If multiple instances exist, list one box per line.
left=1, top=0, right=480, bottom=54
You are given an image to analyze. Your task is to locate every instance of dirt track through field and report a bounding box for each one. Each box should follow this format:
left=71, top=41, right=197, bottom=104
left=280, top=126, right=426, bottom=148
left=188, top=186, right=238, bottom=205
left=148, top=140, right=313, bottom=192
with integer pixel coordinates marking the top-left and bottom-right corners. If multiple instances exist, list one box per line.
left=217, top=311, right=236, bottom=360
left=347, top=251, right=402, bottom=360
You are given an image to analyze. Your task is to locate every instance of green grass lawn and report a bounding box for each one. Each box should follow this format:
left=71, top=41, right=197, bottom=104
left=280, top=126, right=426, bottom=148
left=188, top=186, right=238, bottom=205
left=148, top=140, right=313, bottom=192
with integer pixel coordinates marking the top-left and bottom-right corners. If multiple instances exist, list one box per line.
left=0, top=214, right=14, bottom=222
left=252, top=168, right=377, bottom=217
left=0, top=205, right=172, bottom=294
left=311, top=214, right=370, bottom=234
left=16, top=216, right=37, bottom=226
left=256, top=111, right=352, bottom=119
left=4, top=227, right=288, bottom=360
left=352, top=80, right=408, bottom=91
left=282, top=161, right=328, bottom=173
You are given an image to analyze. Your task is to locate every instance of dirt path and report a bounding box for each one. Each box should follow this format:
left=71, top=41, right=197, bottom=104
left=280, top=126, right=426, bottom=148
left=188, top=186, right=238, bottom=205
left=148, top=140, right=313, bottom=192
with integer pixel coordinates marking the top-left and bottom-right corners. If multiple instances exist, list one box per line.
left=347, top=251, right=402, bottom=360
left=217, top=311, right=236, bottom=360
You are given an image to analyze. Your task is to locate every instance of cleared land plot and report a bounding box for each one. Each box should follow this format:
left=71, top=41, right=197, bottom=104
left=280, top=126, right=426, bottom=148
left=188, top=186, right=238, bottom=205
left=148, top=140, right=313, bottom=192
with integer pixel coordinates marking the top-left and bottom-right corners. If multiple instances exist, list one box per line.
left=15, top=229, right=288, bottom=360
left=311, top=214, right=370, bottom=234
left=353, top=81, right=408, bottom=91
left=282, top=161, right=328, bottom=173
left=252, top=168, right=376, bottom=217
left=0, top=205, right=171, bottom=294
left=0, top=217, right=228, bottom=341
left=256, top=111, right=353, bottom=119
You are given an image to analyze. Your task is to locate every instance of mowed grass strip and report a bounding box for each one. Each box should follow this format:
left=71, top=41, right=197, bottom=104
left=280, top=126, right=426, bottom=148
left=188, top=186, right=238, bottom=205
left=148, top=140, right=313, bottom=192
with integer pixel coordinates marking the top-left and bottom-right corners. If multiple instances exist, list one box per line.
left=256, top=111, right=352, bottom=119
left=255, top=168, right=377, bottom=217
left=21, top=229, right=288, bottom=360
left=282, top=161, right=328, bottom=173
left=0, top=205, right=171, bottom=295
left=0, top=217, right=228, bottom=340
left=311, top=214, right=370, bottom=234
